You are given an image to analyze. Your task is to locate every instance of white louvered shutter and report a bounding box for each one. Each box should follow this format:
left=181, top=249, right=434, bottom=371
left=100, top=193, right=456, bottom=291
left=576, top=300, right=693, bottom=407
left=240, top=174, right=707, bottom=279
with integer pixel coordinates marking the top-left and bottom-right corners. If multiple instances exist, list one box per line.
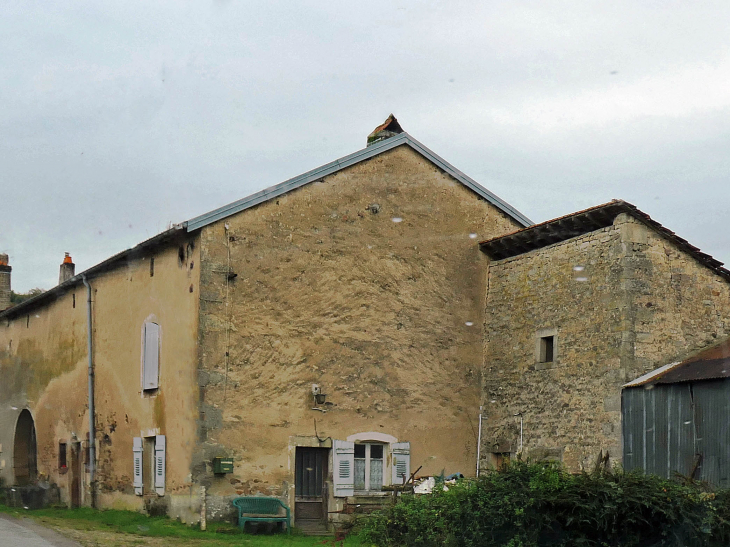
left=143, top=322, right=160, bottom=390
left=133, top=437, right=143, bottom=495
left=154, top=435, right=166, bottom=496
left=391, top=442, right=411, bottom=485
left=332, top=440, right=354, bottom=497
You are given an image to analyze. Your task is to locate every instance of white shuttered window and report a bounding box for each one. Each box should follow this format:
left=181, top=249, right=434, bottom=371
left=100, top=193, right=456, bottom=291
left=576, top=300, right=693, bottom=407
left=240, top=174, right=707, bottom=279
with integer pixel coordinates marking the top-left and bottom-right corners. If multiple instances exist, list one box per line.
left=391, top=442, right=411, bottom=485
left=154, top=435, right=166, bottom=496
left=332, top=440, right=355, bottom=497
left=143, top=322, right=160, bottom=391
left=133, top=437, right=143, bottom=495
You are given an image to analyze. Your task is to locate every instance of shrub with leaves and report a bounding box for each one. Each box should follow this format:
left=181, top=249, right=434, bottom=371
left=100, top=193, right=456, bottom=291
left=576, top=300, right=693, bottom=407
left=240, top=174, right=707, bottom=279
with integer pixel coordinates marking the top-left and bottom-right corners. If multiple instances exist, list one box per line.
left=359, top=460, right=730, bottom=547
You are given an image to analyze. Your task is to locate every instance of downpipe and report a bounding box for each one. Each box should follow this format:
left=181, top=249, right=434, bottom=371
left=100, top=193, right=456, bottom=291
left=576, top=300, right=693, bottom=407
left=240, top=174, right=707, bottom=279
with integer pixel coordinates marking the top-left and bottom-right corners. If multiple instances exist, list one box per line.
left=82, top=275, right=96, bottom=508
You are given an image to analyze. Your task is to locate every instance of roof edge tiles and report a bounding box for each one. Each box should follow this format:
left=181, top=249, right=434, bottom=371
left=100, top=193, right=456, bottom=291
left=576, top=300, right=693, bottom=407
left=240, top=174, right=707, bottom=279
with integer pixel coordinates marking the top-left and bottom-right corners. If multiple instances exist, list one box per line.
left=480, top=199, right=730, bottom=283
left=185, top=132, right=533, bottom=231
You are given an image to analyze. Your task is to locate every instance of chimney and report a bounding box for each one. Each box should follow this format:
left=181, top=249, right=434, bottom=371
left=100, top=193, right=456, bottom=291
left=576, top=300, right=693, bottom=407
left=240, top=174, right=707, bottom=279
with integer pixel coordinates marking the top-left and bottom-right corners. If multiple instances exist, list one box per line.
left=0, top=253, right=11, bottom=311
left=367, top=114, right=404, bottom=146
left=59, top=252, right=75, bottom=284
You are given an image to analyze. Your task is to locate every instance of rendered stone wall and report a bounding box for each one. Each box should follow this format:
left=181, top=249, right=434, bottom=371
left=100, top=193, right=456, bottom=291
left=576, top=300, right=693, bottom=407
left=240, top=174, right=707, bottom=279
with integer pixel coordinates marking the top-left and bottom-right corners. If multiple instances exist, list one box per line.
left=482, top=213, right=730, bottom=472
left=195, top=144, right=522, bottom=516
left=0, top=239, right=200, bottom=521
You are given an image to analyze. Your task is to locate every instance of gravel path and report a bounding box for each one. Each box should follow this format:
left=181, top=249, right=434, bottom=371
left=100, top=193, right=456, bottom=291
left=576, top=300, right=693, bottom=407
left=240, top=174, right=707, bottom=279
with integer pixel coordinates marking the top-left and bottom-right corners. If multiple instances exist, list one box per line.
left=0, top=513, right=82, bottom=547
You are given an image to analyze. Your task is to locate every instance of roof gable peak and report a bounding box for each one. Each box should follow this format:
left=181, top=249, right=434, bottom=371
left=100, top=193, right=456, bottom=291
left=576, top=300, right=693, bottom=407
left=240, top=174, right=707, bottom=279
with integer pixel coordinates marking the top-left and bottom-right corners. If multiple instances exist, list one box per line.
left=185, top=132, right=532, bottom=231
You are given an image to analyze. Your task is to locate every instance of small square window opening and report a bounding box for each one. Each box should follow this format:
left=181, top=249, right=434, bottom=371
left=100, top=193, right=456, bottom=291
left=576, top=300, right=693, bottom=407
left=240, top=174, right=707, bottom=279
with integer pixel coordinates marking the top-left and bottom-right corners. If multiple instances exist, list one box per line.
left=540, top=336, right=555, bottom=363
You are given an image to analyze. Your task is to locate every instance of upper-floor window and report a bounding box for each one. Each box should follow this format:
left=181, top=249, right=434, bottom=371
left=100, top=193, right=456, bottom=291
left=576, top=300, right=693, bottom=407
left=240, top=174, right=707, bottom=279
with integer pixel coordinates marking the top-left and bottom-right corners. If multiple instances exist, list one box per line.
left=536, top=328, right=558, bottom=365
left=143, top=322, right=160, bottom=391
left=540, top=335, right=555, bottom=363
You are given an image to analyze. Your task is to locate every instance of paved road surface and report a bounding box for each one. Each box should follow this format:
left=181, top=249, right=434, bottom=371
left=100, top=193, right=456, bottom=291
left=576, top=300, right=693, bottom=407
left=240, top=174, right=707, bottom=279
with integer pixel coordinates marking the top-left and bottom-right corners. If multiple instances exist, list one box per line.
left=0, top=513, right=81, bottom=547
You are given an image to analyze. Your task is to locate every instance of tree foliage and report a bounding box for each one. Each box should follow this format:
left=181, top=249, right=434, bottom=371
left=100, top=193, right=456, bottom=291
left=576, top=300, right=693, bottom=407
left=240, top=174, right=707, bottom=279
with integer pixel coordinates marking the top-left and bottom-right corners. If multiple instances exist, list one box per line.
left=10, top=288, right=44, bottom=304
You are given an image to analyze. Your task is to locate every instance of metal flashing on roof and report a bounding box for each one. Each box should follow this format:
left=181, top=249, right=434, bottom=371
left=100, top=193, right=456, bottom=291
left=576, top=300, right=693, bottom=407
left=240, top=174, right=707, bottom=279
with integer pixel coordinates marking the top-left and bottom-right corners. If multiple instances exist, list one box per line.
left=1, top=132, right=530, bottom=321
left=624, top=337, right=730, bottom=387
left=623, top=362, right=683, bottom=388
left=185, top=132, right=533, bottom=231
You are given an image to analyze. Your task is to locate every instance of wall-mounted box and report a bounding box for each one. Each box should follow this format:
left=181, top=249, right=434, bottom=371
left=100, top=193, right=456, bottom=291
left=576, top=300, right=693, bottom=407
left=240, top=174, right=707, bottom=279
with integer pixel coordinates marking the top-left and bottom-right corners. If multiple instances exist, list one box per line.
left=212, top=457, right=234, bottom=474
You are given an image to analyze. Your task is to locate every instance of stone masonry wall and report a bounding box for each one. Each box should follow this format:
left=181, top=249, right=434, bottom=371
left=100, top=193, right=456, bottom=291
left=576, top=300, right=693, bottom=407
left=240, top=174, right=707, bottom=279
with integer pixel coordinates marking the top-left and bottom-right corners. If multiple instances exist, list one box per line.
left=195, top=144, right=522, bottom=514
left=483, top=213, right=730, bottom=472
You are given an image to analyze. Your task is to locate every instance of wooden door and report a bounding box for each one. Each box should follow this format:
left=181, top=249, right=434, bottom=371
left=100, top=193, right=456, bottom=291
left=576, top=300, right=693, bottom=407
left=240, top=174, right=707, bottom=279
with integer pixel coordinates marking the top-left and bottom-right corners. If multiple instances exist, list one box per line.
left=295, top=447, right=329, bottom=530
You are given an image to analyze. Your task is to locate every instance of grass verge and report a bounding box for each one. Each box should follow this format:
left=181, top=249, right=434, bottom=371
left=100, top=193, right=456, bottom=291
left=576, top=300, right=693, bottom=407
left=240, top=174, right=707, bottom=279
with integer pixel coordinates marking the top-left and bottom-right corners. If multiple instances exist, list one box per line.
left=0, top=504, right=362, bottom=547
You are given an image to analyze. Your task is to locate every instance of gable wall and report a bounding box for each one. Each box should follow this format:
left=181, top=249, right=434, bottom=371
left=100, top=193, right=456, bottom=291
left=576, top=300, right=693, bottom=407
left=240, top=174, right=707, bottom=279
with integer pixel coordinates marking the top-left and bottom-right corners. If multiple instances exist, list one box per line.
left=195, top=144, right=521, bottom=516
left=0, top=239, right=200, bottom=519
left=483, top=212, right=730, bottom=471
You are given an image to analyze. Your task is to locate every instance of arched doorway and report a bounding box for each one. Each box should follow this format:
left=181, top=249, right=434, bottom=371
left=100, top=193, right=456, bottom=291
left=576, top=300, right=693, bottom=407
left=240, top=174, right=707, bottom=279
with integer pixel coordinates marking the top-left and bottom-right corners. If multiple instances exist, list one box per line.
left=13, top=409, right=37, bottom=485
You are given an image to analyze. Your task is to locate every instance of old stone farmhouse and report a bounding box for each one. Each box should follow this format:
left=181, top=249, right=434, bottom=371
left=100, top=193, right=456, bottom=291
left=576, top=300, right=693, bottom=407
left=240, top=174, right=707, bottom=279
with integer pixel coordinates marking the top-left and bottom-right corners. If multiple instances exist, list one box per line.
left=1, top=116, right=729, bottom=529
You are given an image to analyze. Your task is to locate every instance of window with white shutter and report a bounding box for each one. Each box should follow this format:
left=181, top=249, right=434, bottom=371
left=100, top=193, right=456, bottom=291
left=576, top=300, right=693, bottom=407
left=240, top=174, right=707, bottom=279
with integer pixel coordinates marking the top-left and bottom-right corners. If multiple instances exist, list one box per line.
left=332, top=440, right=354, bottom=497
left=143, top=322, right=160, bottom=391
left=391, top=442, right=411, bottom=485
left=154, top=435, right=165, bottom=496
left=133, top=437, right=143, bottom=495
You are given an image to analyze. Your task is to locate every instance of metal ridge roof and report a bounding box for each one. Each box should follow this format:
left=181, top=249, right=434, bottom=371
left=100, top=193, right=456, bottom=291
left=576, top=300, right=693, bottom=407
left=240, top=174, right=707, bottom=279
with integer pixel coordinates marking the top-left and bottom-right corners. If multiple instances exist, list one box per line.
left=480, top=200, right=730, bottom=283
left=185, top=132, right=533, bottom=231
left=1, top=133, right=531, bottom=321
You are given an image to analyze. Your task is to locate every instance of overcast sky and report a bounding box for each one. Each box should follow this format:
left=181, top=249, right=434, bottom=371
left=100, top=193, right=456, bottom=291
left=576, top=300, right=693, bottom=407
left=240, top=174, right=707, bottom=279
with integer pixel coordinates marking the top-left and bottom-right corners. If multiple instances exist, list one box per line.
left=2, top=1, right=730, bottom=291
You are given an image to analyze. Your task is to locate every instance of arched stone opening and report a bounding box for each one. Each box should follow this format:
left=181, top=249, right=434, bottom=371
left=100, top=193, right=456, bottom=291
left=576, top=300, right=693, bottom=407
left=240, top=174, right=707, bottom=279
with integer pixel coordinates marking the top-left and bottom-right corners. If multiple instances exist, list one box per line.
left=13, top=409, right=38, bottom=485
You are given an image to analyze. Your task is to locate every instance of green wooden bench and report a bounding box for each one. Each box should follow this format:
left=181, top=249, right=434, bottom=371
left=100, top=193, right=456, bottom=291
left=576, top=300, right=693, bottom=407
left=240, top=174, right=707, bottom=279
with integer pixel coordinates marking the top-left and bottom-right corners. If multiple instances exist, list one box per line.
left=232, top=496, right=291, bottom=534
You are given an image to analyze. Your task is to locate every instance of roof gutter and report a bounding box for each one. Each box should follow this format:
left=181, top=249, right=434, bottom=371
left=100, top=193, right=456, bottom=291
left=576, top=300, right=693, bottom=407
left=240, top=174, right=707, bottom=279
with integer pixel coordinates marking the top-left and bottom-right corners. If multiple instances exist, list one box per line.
left=0, top=225, right=186, bottom=321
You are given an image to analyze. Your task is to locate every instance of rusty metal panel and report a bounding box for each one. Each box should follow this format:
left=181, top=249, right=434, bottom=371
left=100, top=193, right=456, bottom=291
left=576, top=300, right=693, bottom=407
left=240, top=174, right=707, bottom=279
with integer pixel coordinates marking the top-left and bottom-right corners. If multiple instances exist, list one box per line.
left=623, top=379, right=730, bottom=486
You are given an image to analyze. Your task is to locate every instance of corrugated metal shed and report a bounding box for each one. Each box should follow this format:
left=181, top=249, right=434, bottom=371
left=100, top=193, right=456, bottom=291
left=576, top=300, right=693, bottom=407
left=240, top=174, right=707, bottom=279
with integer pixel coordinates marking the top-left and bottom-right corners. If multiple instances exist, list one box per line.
left=623, top=339, right=730, bottom=486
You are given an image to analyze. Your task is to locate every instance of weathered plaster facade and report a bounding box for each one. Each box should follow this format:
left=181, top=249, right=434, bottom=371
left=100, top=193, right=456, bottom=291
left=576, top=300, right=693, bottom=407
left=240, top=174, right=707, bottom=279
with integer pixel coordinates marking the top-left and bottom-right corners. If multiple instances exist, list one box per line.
left=482, top=213, right=730, bottom=471
left=2, top=125, right=728, bottom=530
left=195, top=145, right=521, bottom=520
left=0, top=238, right=201, bottom=520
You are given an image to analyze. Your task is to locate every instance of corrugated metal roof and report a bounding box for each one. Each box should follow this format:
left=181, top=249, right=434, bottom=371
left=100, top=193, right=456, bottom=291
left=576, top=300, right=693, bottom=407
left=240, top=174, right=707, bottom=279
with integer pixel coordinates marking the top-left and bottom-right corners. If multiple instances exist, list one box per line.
left=624, top=338, right=730, bottom=387
left=185, top=132, right=533, bottom=231
left=479, top=200, right=730, bottom=283
left=623, top=362, right=683, bottom=387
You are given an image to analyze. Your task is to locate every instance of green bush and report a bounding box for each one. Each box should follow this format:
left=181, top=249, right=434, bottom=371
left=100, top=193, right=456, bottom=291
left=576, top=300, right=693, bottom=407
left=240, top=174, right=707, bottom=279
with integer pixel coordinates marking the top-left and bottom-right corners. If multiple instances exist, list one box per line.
left=359, top=461, right=730, bottom=547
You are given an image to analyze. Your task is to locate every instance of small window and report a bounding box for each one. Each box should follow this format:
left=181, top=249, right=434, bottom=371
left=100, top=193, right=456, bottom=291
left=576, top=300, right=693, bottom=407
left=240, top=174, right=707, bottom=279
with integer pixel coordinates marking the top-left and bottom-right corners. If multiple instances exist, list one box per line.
left=150, top=258, right=155, bottom=277
left=540, top=336, right=555, bottom=363
left=59, top=442, right=67, bottom=470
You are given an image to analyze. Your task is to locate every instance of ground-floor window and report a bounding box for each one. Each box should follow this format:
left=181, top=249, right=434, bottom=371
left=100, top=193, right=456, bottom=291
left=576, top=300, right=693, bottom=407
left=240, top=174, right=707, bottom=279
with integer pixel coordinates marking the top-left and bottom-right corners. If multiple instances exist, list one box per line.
left=333, top=435, right=410, bottom=497
left=354, top=443, right=384, bottom=492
